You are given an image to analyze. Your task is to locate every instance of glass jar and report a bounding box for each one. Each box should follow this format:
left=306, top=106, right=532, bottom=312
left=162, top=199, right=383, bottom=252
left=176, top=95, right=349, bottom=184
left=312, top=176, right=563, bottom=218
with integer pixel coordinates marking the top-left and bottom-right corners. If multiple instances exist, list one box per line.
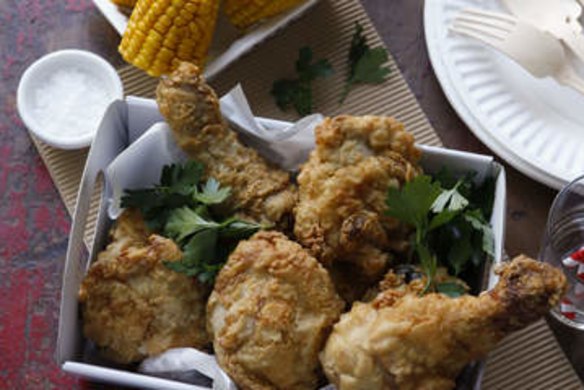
left=540, top=175, right=584, bottom=329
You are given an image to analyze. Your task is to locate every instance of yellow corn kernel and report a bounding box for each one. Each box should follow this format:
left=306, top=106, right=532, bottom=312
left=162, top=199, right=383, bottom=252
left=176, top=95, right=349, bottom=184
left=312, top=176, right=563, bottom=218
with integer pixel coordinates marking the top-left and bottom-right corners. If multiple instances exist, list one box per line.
left=119, top=0, right=219, bottom=77
left=224, top=0, right=307, bottom=29
left=111, top=0, right=137, bottom=8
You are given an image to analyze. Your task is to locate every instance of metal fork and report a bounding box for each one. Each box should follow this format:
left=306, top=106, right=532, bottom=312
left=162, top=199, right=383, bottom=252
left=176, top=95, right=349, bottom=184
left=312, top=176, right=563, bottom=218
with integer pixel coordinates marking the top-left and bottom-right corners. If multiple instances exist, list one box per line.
left=450, top=8, right=584, bottom=95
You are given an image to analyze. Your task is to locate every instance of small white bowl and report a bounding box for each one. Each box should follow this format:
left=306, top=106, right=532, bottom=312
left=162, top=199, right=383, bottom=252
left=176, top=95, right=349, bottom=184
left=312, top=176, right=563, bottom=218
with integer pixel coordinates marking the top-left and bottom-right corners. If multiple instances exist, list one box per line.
left=17, top=50, right=123, bottom=149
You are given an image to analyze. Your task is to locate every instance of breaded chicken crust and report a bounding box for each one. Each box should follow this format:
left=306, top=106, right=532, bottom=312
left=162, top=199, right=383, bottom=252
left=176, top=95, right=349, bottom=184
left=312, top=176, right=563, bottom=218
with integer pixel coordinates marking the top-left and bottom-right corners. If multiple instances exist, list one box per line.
left=96, top=208, right=150, bottom=261
left=320, top=256, right=567, bottom=390
left=156, top=63, right=296, bottom=227
left=294, top=115, right=421, bottom=284
left=79, top=212, right=210, bottom=364
left=207, top=231, right=344, bottom=390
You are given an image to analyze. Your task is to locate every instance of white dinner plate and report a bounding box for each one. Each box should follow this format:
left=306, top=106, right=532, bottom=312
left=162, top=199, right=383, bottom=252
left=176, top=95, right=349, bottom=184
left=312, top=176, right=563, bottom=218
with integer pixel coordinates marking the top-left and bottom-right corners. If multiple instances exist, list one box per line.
left=425, top=0, right=584, bottom=189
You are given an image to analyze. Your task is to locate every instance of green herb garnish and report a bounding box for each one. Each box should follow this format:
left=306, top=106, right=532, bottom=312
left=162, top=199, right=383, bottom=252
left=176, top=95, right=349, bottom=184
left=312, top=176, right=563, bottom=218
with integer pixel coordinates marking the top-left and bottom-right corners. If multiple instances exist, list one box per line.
left=340, top=22, right=391, bottom=103
left=271, top=46, right=333, bottom=116
left=436, top=281, right=467, bottom=298
left=386, top=176, right=442, bottom=293
left=386, top=174, right=494, bottom=294
left=121, top=162, right=265, bottom=284
left=121, top=161, right=205, bottom=231
left=195, top=178, right=231, bottom=205
left=164, top=207, right=264, bottom=283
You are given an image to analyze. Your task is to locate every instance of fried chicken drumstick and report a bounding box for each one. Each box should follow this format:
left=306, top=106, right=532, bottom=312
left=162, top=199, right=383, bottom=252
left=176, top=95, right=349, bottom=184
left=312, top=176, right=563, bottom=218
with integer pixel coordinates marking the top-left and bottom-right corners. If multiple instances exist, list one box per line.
left=320, top=256, right=567, bottom=390
left=156, top=62, right=296, bottom=227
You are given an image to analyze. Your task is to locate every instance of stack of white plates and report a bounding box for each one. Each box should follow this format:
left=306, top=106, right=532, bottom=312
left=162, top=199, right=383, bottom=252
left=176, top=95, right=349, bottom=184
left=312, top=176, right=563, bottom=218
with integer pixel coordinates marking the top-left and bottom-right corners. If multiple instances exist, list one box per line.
left=425, top=0, right=584, bottom=189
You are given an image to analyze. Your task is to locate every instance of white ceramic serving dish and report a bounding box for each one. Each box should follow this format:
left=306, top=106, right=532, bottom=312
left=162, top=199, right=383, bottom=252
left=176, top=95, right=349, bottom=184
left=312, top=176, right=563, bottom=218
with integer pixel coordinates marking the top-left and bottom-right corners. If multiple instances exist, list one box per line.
left=92, top=0, right=320, bottom=80
left=17, top=49, right=123, bottom=149
left=425, top=0, right=584, bottom=189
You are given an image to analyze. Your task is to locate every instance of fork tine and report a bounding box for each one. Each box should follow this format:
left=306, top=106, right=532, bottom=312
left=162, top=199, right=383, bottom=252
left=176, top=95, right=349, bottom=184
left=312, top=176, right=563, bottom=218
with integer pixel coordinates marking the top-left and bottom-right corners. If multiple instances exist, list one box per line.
left=449, top=24, right=503, bottom=48
left=459, top=8, right=517, bottom=25
left=455, top=13, right=513, bottom=34
left=451, top=20, right=507, bottom=42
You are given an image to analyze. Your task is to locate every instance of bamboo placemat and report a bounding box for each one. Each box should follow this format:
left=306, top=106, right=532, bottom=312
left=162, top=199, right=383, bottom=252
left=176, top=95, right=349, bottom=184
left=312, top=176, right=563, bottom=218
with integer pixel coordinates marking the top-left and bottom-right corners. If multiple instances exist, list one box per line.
left=31, top=0, right=582, bottom=388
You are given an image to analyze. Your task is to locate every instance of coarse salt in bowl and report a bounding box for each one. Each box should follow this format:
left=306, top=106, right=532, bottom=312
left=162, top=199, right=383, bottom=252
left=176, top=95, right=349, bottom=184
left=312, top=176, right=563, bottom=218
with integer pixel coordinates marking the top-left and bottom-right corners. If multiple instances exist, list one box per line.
left=17, top=49, right=123, bottom=149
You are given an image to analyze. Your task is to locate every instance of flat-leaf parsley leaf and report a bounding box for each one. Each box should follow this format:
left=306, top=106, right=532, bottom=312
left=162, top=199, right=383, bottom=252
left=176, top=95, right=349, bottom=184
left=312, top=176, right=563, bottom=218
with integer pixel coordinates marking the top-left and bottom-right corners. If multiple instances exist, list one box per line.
left=340, top=22, right=391, bottom=103
left=271, top=46, right=333, bottom=116
left=121, top=161, right=266, bottom=284
left=195, top=178, right=231, bottom=205
left=386, top=174, right=495, bottom=294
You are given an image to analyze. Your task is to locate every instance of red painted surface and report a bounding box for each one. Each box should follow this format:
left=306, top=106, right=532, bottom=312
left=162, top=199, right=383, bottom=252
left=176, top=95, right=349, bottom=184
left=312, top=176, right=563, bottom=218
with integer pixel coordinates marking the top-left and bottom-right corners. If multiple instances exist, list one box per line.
left=0, top=0, right=122, bottom=388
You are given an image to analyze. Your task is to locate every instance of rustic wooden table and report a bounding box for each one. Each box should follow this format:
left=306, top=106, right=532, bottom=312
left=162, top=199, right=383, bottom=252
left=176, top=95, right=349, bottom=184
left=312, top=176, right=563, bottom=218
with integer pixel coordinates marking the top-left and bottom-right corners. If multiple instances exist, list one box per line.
left=0, top=0, right=579, bottom=387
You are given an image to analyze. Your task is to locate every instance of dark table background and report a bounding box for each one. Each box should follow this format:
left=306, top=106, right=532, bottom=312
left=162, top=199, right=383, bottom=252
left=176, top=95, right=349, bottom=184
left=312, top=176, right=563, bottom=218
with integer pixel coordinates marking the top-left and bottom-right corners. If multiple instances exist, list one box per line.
left=0, top=0, right=577, bottom=388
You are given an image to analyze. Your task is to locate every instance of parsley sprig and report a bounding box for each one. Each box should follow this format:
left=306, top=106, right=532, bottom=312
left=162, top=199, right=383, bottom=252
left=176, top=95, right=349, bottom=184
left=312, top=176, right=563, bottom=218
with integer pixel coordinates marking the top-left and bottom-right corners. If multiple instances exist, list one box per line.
left=386, top=173, right=494, bottom=296
left=164, top=207, right=264, bottom=284
left=121, top=162, right=265, bottom=284
left=340, top=22, right=391, bottom=103
left=271, top=46, right=333, bottom=116
left=121, top=161, right=205, bottom=231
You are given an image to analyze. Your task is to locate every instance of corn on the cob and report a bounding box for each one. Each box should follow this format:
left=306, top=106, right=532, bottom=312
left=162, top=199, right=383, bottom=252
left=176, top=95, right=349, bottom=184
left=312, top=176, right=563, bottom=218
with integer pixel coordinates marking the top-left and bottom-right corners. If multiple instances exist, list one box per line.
left=224, top=0, right=307, bottom=29
left=119, top=0, right=219, bottom=77
left=110, top=0, right=137, bottom=8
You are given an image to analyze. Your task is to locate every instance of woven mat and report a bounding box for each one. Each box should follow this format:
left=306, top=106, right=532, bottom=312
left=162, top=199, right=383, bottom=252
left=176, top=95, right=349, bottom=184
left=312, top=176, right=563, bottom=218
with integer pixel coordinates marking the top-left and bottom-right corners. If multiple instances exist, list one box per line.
left=31, top=0, right=582, bottom=388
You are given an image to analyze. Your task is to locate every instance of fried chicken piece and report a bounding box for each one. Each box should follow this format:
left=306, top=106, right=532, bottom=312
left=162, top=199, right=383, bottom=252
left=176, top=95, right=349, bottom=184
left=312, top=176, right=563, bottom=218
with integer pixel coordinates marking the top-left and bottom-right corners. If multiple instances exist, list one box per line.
left=320, top=256, right=567, bottom=390
left=156, top=62, right=296, bottom=227
left=94, top=208, right=150, bottom=262
left=294, top=116, right=421, bottom=284
left=207, top=231, right=344, bottom=390
left=79, top=211, right=210, bottom=364
left=363, top=266, right=469, bottom=304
